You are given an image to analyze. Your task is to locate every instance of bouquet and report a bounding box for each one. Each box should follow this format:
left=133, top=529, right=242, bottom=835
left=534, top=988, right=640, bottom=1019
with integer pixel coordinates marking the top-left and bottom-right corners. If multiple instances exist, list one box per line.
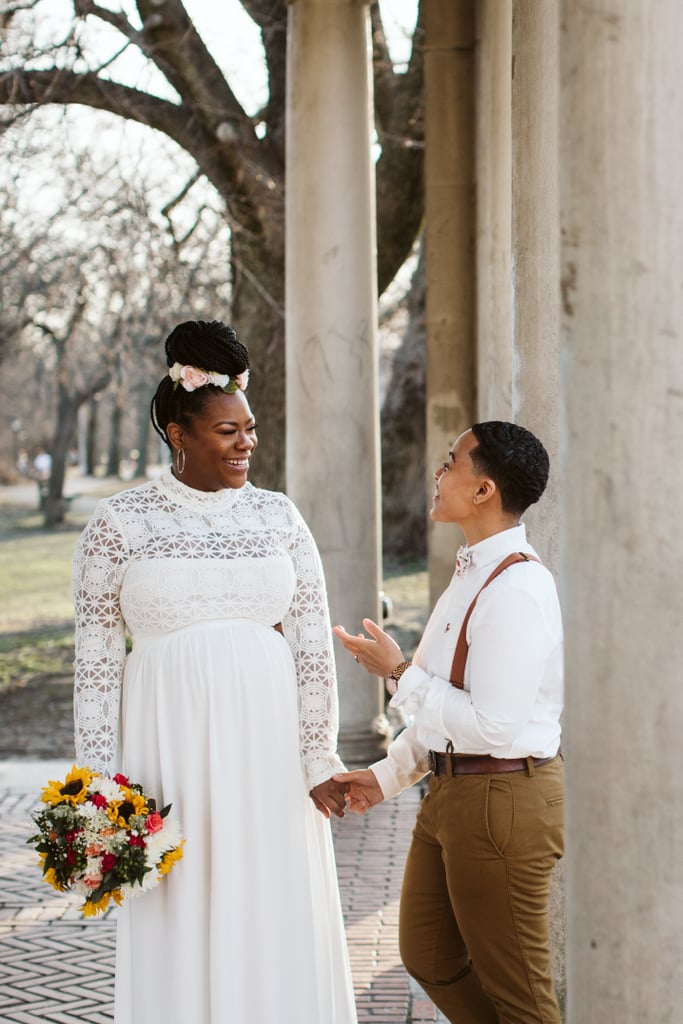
left=28, top=765, right=184, bottom=917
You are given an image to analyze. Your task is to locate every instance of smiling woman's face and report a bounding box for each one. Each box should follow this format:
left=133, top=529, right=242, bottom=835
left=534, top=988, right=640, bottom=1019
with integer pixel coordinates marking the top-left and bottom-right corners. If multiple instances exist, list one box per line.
left=168, top=389, right=257, bottom=491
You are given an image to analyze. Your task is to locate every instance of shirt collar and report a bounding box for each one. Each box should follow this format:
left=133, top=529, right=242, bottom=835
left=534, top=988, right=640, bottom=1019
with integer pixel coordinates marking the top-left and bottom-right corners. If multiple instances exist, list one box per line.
left=468, top=524, right=529, bottom=571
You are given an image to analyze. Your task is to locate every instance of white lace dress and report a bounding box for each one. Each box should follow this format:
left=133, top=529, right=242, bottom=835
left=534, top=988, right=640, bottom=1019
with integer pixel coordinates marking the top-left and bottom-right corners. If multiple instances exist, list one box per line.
left=73, top=471, right=357, bottom=1024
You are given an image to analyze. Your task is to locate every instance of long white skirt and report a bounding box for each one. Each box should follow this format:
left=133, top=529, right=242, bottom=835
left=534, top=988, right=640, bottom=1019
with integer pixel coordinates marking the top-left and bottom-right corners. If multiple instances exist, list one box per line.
left=115, top=619, right=357, bottom=1024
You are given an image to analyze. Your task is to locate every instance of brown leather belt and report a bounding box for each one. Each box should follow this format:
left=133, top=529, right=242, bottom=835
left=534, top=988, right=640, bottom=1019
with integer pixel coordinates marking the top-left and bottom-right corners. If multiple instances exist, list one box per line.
left=428, top=750, right=556, bottom=776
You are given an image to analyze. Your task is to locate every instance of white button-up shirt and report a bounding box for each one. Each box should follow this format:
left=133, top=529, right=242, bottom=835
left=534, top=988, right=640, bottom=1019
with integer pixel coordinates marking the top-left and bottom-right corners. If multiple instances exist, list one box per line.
left=372, top=524, right=563, bottom=800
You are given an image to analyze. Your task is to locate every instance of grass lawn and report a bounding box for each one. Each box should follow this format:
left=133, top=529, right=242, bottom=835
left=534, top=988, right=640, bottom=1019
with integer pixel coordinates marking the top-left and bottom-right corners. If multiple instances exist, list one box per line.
left=0, top=493, right=428, bottom=703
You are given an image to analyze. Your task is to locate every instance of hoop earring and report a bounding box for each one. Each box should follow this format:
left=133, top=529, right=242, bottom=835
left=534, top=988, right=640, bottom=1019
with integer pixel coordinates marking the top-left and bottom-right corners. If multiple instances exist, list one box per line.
left=176, top=449, right=186, bottom=476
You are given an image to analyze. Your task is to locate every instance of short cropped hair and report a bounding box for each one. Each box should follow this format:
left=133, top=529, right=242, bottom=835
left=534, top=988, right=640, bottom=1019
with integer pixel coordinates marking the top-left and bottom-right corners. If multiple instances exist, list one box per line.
left=469, top=421, right=549, bottom=516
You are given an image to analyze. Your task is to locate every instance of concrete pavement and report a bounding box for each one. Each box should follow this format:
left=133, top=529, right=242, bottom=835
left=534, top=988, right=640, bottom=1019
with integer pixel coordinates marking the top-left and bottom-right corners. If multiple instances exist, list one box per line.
left=0, top=761, right=445, bottom=1024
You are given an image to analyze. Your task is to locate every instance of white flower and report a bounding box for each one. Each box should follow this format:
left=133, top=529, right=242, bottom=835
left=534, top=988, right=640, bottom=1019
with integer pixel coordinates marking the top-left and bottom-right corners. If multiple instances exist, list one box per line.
left=89, top=778, right=124, bottom=802
left=144, top=819, right=183, bottom=865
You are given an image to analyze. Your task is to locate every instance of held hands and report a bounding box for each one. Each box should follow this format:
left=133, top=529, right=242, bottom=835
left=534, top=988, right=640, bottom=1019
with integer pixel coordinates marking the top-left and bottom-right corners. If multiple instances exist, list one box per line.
left=310, top=777, right=350, bottom=819
left=332, top=769, right=384, bottom=815
left=332, top=619, right=404, bottom=679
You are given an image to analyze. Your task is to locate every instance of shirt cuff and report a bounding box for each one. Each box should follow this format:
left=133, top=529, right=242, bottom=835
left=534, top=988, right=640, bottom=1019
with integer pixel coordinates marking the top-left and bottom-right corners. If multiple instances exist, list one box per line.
left=369, top=731, right=431, bottom=800
left=389, top=664, right=431, bottom=715
left=369, top=758, right=403, bottom=801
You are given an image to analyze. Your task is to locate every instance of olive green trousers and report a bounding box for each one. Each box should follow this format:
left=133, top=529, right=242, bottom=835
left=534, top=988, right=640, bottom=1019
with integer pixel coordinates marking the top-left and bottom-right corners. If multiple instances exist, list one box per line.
left=398, top=756, right=564, bottom=1024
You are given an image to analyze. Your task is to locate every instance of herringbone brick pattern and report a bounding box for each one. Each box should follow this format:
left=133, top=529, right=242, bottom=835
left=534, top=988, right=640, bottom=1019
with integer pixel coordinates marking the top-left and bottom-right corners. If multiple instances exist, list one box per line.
left=0, top=781, right=444, bottom=1023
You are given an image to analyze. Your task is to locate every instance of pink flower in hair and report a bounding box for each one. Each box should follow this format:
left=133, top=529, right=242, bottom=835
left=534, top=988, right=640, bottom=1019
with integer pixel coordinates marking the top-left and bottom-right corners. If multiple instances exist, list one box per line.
left=181, top=366, right=210, bottom=391
left=234, top=370, right=249, bottom=391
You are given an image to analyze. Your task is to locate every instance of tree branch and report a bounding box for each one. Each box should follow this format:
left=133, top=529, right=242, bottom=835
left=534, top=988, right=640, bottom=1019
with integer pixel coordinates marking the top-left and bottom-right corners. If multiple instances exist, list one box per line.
left=134, top=0, right=253, bottom=139
left=0, top=68, right=266, bottom=234
left=374, top=0, right=425, bottom=294
left=239, top=0, right=287, bottom=160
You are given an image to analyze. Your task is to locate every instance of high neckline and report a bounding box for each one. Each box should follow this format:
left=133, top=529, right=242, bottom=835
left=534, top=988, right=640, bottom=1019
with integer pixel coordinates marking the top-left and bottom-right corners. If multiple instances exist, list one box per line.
left=155, top=469, right=250, bottom=511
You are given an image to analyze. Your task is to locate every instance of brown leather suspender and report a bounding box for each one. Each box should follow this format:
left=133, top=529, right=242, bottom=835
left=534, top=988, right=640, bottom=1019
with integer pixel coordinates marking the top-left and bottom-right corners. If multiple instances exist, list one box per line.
left=448, top=552, right=541, bottom=689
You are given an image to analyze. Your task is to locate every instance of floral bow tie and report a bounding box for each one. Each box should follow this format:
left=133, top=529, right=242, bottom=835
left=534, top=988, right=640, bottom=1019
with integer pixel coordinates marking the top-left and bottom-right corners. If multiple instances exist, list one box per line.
left=455, top=545, right=472, bottom=576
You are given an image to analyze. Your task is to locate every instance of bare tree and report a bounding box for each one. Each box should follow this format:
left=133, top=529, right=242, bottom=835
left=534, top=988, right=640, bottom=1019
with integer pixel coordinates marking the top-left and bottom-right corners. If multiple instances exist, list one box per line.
left=0, top=128, right=239, bottom=523
left=0, top=0, right=425, bottom=494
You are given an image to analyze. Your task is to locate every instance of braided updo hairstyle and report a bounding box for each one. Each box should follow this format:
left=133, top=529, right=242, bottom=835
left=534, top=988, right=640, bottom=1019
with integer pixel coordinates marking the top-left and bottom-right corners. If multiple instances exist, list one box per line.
left=470, top=421, right=549, bottom=516
left=150, top=320, right=250, bottom=450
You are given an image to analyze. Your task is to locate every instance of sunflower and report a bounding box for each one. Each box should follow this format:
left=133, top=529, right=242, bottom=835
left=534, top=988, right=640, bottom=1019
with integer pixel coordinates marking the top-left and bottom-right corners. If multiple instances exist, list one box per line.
left=42, top=866, right=66, bottom=891
left=158, top=841, right=185, bottom=878
left=41, top=765, right=94, bottom=807
left=106, top=790, right=148, bottom=827
left=81, top=888, right=123, bottom=917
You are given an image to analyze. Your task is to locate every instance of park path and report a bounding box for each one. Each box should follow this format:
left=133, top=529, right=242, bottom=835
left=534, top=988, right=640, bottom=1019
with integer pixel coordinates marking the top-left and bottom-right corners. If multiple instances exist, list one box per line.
left=0, top=761, right=445, bottom=1024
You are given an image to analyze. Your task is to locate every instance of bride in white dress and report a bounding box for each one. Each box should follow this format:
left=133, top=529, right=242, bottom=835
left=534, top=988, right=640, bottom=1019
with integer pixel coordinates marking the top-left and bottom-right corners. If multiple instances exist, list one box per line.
left=73, top=320, right=357, bottom=1024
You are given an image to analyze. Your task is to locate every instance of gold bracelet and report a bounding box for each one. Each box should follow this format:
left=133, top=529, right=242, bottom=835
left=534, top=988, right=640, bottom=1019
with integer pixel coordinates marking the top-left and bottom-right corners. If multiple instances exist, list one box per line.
left=385, top=660, right=410, bottom=697
left=387, top=660, right=411, bottom=682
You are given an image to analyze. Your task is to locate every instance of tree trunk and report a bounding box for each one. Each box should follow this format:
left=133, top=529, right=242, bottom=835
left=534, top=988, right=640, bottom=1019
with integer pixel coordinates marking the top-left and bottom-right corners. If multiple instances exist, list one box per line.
left=381, top=246, right=427, bottom=559
left=230, top=228, right=285, bottom=492
left=106, top=399, right=123, bottom=478
left=135, top=389, right=151, bottom=477
left=44, top=389, right=79, bottom=527
left=85, top=398, right=98, bottom=476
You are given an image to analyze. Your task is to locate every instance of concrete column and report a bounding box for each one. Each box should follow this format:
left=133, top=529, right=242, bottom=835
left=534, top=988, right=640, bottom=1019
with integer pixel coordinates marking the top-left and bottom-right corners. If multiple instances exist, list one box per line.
left=285, top=0, right=384, bottom=763
left=511, top=0, right=560, bottom=569
left=424, top=0, right=477, bottom=606
left=561, top=3, right=683, bottom=1021
left=476, top=0, right=513, bottom=423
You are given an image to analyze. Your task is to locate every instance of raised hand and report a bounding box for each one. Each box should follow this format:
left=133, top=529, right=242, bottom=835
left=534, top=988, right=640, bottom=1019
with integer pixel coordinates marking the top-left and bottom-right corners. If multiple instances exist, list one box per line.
left=332, top=619, right=404, bottom=678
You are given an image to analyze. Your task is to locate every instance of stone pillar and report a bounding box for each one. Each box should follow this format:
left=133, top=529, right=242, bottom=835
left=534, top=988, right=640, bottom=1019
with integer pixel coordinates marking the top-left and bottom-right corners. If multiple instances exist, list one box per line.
left=561, top=3, right=683, bottom=1021
left=424, top=0, right=477, bottom=606
left=510, top=6, right=564, bottom=1012
left=476, top=0, right=513, bottom=423
left=285, top=0, right=384, bottom=763
left=511, top=0, right=560, bottom=568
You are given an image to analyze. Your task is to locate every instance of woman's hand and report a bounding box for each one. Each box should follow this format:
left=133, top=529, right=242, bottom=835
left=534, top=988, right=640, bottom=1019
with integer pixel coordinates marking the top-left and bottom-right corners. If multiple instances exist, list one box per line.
left=332, top=769, right=384, bottom=815
left=310, top=777, right=349, bottom=819
left=332, top=619, right=404, bottom=678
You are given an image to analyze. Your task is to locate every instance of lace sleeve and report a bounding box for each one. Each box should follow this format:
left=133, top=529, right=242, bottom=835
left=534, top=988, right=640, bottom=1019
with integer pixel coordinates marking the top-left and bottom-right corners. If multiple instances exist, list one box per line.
left=281, top=502, right=346, bottom=790
left=72, top=501, right=130, bottom=776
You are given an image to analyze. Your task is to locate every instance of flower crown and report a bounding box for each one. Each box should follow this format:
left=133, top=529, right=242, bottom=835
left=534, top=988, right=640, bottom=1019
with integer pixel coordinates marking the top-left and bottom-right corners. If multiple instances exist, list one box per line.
left=168, top=362, right=249, bottom=394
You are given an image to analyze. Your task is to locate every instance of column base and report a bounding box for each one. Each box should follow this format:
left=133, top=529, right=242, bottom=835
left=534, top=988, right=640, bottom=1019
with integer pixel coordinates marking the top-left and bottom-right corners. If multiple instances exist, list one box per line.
left=338, top=714, right=392, bottom=767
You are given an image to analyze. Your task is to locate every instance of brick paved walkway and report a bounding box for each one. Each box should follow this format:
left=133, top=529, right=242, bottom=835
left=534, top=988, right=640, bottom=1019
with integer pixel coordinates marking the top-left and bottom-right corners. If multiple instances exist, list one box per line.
left=0, top=763, right=445, bottom=1024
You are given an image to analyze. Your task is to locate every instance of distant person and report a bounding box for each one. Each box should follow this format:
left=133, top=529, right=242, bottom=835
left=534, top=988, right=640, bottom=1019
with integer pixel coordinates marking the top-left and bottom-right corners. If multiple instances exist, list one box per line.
left=72, top=320, right=357, bottom=1024
left=15, top=449, right=29, bottom=476
left=32, top=448, right=51, bottom=481
left=334, top=422, right=564, bottom=1024
left=32, top=448, right=52, bottom=508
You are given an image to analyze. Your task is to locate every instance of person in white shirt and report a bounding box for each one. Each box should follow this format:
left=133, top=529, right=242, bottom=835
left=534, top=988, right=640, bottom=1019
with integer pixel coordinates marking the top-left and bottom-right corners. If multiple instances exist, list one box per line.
left=333, top=421, right=563, bottom=1024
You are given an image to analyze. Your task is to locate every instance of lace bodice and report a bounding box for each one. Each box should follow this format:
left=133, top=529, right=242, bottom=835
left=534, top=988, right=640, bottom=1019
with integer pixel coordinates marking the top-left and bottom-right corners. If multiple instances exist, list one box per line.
left=72, top=472, right=345, bottom=788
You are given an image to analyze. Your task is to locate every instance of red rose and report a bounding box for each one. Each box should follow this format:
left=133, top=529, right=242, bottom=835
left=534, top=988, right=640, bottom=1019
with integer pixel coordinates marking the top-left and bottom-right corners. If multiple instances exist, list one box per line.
left=66, top=849, right=77, bottom=865
left=101, top=853, right=117, bottom=872
left=113, top=773, right=130, bottom=786
left=145, top=812, right=163, bottom=834
left=128, top=834, right=145, bottom=848
left=90, top=793, right=108, bottom=809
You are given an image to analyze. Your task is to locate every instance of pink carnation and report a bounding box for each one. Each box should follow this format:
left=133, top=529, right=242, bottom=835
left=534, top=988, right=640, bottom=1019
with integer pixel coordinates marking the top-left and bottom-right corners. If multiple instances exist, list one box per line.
left=234, top=369, right=250, bottom=391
